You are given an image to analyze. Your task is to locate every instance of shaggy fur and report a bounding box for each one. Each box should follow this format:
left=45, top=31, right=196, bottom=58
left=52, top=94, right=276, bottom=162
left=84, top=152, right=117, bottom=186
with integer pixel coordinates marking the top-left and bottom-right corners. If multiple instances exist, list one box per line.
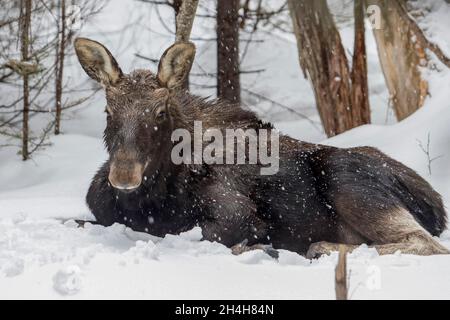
left=76, top=39, right=448, bottom=257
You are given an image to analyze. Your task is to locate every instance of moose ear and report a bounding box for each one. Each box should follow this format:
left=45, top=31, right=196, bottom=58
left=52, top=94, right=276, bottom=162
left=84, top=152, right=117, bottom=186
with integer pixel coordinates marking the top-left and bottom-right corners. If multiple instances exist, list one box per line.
left=74, top=37, right=123, bottom=87
left=157, top=42, right=196, bottom=90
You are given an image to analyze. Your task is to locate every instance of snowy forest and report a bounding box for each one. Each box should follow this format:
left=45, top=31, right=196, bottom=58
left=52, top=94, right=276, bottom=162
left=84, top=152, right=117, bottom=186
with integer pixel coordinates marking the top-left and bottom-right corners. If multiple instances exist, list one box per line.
left=1, top=0, right=450, bottom=300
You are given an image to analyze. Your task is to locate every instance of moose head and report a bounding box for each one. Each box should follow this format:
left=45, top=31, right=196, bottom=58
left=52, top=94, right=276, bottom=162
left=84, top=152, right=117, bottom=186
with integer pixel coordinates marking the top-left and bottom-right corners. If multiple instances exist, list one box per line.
left=74, top=38, right=196, bottom=192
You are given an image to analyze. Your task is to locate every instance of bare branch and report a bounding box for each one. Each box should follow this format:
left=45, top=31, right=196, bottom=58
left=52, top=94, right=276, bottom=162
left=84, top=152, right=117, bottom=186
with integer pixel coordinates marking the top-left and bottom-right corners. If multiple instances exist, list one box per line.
left=416, top=133, right=444, bottom=175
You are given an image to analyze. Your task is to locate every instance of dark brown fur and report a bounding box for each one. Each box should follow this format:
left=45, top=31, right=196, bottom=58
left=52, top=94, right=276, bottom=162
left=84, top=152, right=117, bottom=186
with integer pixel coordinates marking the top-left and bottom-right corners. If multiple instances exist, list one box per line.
left=75, top=38, right=449, bottom=257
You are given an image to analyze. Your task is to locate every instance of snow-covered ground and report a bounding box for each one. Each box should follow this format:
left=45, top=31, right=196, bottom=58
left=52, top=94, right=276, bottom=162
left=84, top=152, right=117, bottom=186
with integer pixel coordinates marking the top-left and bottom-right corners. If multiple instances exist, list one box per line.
left=0, top=0, right=450, bottom=299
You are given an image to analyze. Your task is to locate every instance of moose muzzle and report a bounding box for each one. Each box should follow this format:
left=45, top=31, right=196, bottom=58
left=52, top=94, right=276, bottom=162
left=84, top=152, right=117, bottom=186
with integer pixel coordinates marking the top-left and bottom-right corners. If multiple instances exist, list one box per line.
left=108, top=150, right=145, bottom=192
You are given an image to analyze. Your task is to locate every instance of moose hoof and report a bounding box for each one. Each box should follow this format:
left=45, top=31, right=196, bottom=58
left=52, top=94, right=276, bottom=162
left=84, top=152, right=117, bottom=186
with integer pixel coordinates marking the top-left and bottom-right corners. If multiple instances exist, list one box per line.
left=254, top=244, right=279, bottom=259
left=74, top=220, right=100, bottom=228
left=231, top=240, right=279, bottom=259
left=306, top=242, right=338, bottom=259
left=231, top=239, right=249, bottom=255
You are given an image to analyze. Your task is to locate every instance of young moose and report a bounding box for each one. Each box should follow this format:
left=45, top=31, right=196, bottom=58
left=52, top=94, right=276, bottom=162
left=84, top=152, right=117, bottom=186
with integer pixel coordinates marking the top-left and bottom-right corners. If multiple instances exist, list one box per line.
left=75, top=38, right=449, bottom=258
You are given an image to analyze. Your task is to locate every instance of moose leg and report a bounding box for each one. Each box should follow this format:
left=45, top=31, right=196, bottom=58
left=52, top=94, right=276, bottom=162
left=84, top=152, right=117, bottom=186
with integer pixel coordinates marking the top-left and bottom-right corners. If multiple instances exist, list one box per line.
left=199, top=179, right=277, bottom=257
left=231, top=239, right=279, bottom=259
left=74, top=220, right=103, bottom=228
left=307, top=235, right=448, bottom=259
left=306, top=242, right=357, bottom=259
left=201, top=197, right=275, bottom=257
left=306, top=207, right=449, bottom=259
left=85, top=164, right=126, bottom=227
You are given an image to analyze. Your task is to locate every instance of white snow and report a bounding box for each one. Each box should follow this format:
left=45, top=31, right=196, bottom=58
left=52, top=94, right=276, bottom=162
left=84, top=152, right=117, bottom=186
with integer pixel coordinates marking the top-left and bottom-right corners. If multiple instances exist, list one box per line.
left=0, top=0, right=450, bottom=299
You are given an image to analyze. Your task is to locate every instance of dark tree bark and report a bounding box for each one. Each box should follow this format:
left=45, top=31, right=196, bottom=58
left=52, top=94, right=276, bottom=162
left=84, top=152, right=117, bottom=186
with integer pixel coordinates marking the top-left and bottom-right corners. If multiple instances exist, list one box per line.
left=351, top=0, right=371, bottom=125
left=20, top=0, right=32, bottom=160
left=217, top=0, right=241, bottom=104
left=173, top=0, right=182, bottom=21
left=288, top=0, right=370, bottom=137
left=55, top=0, right=66, bottom=135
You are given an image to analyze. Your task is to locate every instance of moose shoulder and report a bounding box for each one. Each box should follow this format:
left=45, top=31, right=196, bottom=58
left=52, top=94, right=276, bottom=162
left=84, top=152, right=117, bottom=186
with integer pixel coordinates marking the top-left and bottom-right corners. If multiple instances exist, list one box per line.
left=75, top=38, right=449, bottom=257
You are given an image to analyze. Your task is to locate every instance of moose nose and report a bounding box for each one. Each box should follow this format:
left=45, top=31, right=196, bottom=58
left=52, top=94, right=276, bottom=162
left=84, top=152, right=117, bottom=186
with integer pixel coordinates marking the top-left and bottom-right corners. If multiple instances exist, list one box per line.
left=108, top=161, right=144, bottom=193
left=110, top=181, right=141, bottom=192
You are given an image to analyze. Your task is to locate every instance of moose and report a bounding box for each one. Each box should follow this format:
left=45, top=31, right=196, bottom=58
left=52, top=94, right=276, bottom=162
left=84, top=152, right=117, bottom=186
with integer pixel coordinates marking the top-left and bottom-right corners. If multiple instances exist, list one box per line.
left=74, top=38, right=449, bottom=258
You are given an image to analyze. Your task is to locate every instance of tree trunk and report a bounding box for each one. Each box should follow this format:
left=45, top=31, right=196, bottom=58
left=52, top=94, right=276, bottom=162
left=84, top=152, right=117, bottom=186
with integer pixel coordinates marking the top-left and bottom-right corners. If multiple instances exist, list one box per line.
left=217, top=0, right=241, bottom=104
left=175, top=0, right=199, bottom=42
left=173, top=0, right=198, bottom=90
left=288, top=0, right=370, bottom=137
left=351, top=0, right=371, bottom=125
left=55, top=0, right=66, bottom=135
left=367, top=0, right=428, bottom=121
left=20, top=0, right=31, bottom=160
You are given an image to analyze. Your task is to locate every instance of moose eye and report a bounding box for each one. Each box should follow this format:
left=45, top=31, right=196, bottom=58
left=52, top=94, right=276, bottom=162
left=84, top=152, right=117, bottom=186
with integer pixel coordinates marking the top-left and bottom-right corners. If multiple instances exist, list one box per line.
left=156, top=110, right=166, bottom=120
